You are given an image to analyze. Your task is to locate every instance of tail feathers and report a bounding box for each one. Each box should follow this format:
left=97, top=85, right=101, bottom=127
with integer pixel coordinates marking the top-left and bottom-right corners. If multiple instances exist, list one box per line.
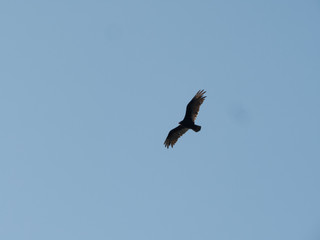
left=193, top=125, right=201, bottom=132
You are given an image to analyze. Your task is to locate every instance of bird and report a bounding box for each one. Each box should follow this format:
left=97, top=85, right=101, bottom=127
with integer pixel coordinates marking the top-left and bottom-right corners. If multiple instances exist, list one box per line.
left=164, top=90, right=206, bottom=148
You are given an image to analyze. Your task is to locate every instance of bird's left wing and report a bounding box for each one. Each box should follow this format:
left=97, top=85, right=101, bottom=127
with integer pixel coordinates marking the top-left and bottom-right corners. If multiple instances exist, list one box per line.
left=164, top=125, right=189, bottom=148
left=184, top=90, right=206, bottom=122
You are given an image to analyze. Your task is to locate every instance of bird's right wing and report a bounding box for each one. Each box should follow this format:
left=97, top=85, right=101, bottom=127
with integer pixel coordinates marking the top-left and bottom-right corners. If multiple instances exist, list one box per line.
left=184, top=90, right=206, bottom=122
left=164, top=125, right=189, bottom=148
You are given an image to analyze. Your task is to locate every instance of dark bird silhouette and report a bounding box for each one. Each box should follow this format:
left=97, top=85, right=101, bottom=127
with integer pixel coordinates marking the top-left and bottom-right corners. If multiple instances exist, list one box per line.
left=164, top=90, right=206, bottom=148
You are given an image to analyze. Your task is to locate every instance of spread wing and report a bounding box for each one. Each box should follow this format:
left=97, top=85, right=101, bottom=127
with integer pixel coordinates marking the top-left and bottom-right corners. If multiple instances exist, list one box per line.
left=184, top=89, right=206, bottom=122
left=164, top=125, right=189, bottom=148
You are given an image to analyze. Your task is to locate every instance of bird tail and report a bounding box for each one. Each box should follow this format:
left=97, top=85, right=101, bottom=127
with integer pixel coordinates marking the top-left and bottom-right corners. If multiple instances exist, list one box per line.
left=192, top=125, right=201, bottom=132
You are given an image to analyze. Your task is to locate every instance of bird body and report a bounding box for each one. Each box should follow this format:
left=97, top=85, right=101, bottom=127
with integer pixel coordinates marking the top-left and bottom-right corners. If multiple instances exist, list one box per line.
left=164, top=90, right=206, bottom=148
left=179, top=120, right=201, bottom=132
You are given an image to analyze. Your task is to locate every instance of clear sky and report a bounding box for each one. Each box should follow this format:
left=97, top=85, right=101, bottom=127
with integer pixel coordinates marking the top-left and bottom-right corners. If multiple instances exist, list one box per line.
left=0, top=0, right=319, bottom=239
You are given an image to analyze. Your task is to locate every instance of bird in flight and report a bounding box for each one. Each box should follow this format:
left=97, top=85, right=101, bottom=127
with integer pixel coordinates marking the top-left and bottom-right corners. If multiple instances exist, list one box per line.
left=164, top=90, right=206, bottom=148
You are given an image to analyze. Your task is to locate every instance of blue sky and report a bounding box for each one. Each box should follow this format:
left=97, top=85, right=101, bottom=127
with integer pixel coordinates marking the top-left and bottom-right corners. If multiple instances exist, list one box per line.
left=1, top=0, right=320, bottom=239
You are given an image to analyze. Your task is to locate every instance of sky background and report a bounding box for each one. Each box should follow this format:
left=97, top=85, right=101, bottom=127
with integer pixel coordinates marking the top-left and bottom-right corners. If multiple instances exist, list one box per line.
left=1, top=0, right=320, bottom=239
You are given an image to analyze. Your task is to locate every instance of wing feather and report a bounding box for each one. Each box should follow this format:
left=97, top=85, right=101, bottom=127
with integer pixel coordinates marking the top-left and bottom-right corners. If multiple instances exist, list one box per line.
left=164, top=125, right=189, bottom=148
left=184, top=89, right=206, bottom=122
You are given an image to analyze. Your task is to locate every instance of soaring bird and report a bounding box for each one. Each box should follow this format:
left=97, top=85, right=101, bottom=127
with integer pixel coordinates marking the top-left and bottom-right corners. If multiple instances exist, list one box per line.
left=164, top=90, right=206, bottom=148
